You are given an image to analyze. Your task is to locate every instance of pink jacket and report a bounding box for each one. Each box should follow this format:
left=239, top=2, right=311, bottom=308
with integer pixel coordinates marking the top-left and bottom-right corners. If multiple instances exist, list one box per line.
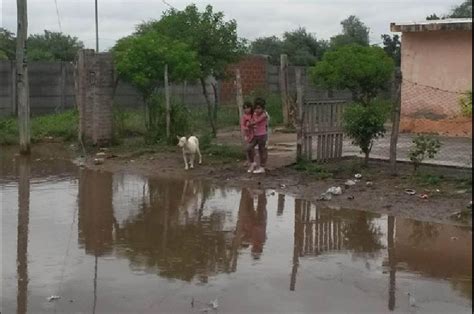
left=252, top=112, right=268, bottom=137
left=241, top=113, right=254, bottom=142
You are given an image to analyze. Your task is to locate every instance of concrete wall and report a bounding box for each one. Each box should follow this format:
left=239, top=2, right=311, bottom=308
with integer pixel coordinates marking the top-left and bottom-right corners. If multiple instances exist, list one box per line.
left=400, top=30, right=472, bottom=136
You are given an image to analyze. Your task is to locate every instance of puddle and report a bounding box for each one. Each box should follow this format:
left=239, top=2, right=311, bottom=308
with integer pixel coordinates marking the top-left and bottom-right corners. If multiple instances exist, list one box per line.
left=1, top=150, right=472, bottom=313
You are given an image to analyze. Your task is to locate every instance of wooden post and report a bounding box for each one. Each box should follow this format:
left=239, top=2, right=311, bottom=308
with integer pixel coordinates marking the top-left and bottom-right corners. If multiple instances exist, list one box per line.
left=295, top=67, right=304, bottom=161
left=11, top=61, right=17, bottom=115
left=235, top=69, right=244, bottom=120
left=16, top=0, right=30, bottom=154
left=164, top=64, right=171, bottom=140
left=59, top=61, right=67, bottom=112
left=389, top=70, right=402, bottom=175
left=17, top=155, right=30, bottom=314
left=279, top=54, right=289, bottom=126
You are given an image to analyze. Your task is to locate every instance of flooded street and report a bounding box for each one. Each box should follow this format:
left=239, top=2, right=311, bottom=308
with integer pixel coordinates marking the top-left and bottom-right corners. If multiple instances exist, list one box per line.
left=1, top=147, right=472, bottom=313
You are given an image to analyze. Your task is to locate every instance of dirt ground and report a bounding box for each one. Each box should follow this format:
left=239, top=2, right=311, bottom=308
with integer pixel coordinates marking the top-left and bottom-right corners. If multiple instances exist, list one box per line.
left=82, top=137, right=472, bottom=227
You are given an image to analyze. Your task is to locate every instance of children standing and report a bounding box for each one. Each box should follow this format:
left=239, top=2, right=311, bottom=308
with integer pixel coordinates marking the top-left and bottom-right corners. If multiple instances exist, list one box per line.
left=241, top=101, right=255, bottom=166
left=247, top=98, right=269, bottom=174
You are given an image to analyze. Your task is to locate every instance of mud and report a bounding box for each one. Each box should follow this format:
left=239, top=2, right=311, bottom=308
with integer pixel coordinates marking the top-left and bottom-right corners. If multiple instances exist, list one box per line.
left=1, top=144, right=472, bottom=313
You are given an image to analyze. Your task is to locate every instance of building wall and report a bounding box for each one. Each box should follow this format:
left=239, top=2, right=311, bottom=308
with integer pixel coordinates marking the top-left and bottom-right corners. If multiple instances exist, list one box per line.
left=400, top=30, right=472, bottom=136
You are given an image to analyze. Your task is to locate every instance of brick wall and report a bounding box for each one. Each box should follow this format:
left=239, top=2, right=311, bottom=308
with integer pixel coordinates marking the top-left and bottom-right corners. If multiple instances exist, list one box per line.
left=220, top=55, right=268, bottom=103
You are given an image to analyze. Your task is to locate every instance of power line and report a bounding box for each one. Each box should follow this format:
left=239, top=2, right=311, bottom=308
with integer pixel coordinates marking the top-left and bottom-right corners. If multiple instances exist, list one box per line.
left=53, top=0, right=63, bottom=32
left=162, top=0, right=177, bottom=10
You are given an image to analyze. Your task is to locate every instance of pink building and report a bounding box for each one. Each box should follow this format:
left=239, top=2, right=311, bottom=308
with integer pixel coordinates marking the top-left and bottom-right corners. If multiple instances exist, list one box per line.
left=391, top=19, right=472, bottom=137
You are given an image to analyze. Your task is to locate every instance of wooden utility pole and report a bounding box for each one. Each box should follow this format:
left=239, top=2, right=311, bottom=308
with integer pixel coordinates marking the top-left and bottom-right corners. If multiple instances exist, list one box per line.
left=235, top=69, right=244, bottom=120
left=295, top=67, right=304, bottom=161
left=164, top=64, right=171, bottom=139
left=16, top=0, right=30, bottom=154
left=95, top=0, right=99, bottom=52
left=279, top=54, right=289, bottom=126
left=389, top=69, right=402, bottom=175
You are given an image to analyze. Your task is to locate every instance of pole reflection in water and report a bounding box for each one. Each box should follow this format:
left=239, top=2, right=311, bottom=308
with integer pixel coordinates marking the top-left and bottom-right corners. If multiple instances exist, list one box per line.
left=387, top=216, right=396, bottom=311
left=17, top=155, right=30, bottom=314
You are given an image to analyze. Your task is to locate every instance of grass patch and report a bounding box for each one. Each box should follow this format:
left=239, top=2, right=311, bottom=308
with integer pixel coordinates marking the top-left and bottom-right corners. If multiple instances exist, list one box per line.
left=293, top=160, right=333, bottom=179
left=0, top=110, right=78, bottom=145
left=203, top=143, right=244, bottom=161
left=414, top=173, right=444, bottom=186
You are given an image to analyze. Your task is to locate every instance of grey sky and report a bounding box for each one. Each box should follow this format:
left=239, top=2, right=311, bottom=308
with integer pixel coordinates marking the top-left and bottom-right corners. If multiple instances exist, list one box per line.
left=1, top=0, right=461, bottom=51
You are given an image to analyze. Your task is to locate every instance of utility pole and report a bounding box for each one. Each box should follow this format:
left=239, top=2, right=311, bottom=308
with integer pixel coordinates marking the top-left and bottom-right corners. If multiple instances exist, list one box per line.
left=17, top=0, right=30, bottom=154
left=95, top=0, right=99, bottom=52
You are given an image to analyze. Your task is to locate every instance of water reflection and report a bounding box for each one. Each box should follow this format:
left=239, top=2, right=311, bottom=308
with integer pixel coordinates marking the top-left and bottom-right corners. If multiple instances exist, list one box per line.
left=17, top=156, right=30, bottom=314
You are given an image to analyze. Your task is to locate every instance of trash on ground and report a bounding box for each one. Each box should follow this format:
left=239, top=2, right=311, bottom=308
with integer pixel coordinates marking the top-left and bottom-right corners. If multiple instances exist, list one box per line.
left=405, top=189, right=416, bottom=195
left=48, top=296, right=61, bottom=302
left=347, top=195, right=355, bottom=200
left=419, top=194, right=429, bottom=199
left=93, top=158, right=104, bottom=165
left=451, top=237, right=459, bottom=241
left=354, top=173, right=363, bottom=179
left=366, top=181, right=374, bottom=187
left=345, top=180, right=356, bottom=187
left=327, top=186, right=343, bottom=195
left=318, top=193, right=332, bottom=201
left=96, top=152, right=107, bottom=157
left=209, top=299, right=219, bottom=310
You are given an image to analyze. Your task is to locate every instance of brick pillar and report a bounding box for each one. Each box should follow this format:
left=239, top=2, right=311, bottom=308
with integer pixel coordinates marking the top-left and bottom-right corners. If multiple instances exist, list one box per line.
left=76, top=50, right=114, bottom=146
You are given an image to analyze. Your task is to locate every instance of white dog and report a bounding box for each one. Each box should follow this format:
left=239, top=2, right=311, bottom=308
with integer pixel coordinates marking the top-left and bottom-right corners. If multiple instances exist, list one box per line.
left=177, top=136, right=202, bottom=170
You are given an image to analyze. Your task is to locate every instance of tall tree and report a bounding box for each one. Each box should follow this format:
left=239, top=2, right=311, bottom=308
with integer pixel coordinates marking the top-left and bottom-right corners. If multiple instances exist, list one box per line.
left=450, top=0, right=472, bottom=18
left=140, top=4, right=246, bottom=137
left=282, top=27, right=328, bottom=66
left=381, top=34, right=401, bottom=67
left=330, top=15, right=370, bottom=48
left=113, top=31, right=200, bottom=136
left=27, top=30, right=84, bottom=61
left=0, top=28, right=16, bottom=60
left=250, top=36, right=283, bottom=65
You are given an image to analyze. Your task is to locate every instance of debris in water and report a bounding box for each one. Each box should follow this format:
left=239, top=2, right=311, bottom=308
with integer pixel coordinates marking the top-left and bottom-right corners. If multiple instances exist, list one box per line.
left=354, top=173, right=363, bottom=179
left=451, top=237, right=459, bottom=241
left=48, top=295, right=61, bottom=302
left=209, top=299, right=219, bottom=310
left=407, top=293, right=416, bottom=307
left=405, top=189, right=416, bottom=195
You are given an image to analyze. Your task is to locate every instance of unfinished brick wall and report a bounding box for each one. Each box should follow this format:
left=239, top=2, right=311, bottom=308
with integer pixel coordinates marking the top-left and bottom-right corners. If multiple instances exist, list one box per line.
left=76, top=50, right=114, bottom=145
left=220, top=55, right=268, bottom=103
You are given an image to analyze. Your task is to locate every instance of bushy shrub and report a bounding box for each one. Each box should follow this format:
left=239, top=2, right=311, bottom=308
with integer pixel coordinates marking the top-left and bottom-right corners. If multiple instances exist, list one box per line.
left=460, top=90, right=472, bottom=117
left=343, top=101, right=390, bottom=166
left=408, top=134, right=442, bottom=172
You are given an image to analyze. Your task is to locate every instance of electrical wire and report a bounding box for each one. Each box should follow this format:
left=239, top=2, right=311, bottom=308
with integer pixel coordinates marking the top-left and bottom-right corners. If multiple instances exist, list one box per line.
left=53, top=0, right=63, bottom=32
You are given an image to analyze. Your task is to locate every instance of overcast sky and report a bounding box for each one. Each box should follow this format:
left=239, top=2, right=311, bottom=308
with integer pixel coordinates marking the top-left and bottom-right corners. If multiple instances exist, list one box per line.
left=1, top=0, right=461, bottom=51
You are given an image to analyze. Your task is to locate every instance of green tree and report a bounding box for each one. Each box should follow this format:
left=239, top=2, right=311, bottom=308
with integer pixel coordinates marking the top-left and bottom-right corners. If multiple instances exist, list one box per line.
left=426, top=0, right=472, bottom=19
left=250, top=36, right=283, bottom=65
left=281, top=27, right=328, bottom=66
left=450, top=0, right=472, bottom=18
left=0, top=28, right=16, bottom=60
left=330, top=16, right=370, bottom=48
left=139, top=4, right=246, bottom=137
left=27, top=30, right=84, bottom=61
left=381, top=34, right=401, bottom=67
left=311, top=45, right=394, bottom=166
left=113, top=31, right=200, bottom=136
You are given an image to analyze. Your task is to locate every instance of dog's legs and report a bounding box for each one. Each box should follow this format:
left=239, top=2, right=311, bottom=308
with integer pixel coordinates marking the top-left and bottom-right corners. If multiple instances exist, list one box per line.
left=183, top=152, right=189, bottom=170
left=197, top=147, right=202, bottom=164
left=190, top=154, right=195, bottom=169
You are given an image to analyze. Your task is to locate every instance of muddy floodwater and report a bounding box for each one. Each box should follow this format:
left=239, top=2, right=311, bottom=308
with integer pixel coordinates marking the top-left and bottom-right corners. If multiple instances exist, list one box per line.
left=1, top=147, right=472, bottom=314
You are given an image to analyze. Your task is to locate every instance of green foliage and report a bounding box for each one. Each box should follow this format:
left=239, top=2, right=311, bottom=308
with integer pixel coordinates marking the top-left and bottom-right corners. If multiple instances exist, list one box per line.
left=250, top=28, right=328, bottom=66
left=144, top=96, right=191, bottom=145
left=343, top=101, right=390, bottom=165
left=426, top=13, right=441, bottom=20
left=27, top=30, right=84, bottom=61
left=293, top=161, right=333, bottom=179
left=0, top=110, right=78, bottom=145
left=381, top=34, right=401, bottom=67
left=330, top=16, right=370, bottom=48
left=311, top=44, right=395, bottom=104
left=245, top=90, right=283, bottom=126
left=141, top=4, right=246, bottom=80
left=408, top=134, right=442, bottom=172
left=0, top=28, right=16, bottom=60
left=459, top=90, right=472, bottom=117
left=113, top=32, right=199, bottom=99
left=426, top=0, right=472, bottom=19
left=250, top=36, right=283, bottom=65
left=203, top=143, right=243, bottom=161
left=113, top=107, right=146, bottom=138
